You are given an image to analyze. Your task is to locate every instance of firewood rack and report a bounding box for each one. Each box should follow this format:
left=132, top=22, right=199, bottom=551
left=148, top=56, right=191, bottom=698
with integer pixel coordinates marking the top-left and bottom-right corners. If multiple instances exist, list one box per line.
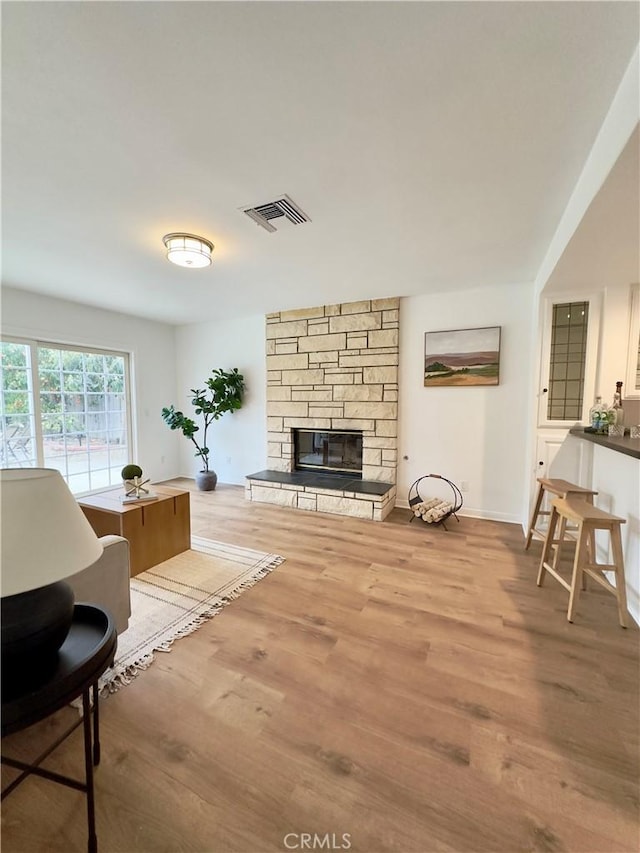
left=408, top=474, right=463, bottom=530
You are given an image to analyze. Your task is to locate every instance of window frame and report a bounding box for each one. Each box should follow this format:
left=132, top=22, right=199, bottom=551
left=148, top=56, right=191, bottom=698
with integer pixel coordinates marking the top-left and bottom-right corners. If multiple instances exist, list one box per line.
left=1, top=335, right=134, bottom=496
left=537, top=292, right=602, bottom=428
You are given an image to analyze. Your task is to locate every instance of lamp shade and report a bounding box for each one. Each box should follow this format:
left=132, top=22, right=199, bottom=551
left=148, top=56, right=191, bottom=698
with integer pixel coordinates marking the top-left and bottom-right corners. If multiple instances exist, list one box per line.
left=162, top=233, right=213, bottom=268
left=0, top=468, right=103, bottom=597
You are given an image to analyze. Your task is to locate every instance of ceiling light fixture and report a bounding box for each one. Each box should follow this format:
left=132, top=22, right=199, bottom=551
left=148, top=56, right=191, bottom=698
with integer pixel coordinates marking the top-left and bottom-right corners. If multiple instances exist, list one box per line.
left=162, top=233, right=214, bottom=268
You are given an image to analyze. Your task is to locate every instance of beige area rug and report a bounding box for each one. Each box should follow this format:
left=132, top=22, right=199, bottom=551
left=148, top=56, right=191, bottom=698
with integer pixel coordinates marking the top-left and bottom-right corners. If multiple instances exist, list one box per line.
left=100, top=536, right=284, bottom=694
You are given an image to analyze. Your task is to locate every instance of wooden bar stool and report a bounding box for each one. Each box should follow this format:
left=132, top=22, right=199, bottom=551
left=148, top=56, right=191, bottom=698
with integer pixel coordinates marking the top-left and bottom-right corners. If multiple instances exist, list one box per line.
left=525, top=477, right=597, bottom=549
left=537, top=497, right=628, bottom=627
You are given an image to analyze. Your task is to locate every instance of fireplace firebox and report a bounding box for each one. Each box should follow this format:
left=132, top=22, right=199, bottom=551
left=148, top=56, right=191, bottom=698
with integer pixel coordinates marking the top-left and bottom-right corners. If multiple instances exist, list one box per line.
left=293, top=429, right=363, bottom=477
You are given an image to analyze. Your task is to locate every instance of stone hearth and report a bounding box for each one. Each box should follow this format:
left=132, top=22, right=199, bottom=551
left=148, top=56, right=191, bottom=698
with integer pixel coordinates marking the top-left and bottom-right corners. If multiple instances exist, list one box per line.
left=246, top=469, right=396, bottom=522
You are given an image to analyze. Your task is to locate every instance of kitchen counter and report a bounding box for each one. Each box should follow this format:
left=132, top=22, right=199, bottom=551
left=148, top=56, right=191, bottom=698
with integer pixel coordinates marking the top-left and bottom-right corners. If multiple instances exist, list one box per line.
left=568, top=427, right=640, bottom=460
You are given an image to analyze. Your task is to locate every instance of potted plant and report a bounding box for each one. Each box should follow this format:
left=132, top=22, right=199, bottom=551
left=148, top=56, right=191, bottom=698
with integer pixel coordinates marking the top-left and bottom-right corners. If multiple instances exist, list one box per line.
left=162, top=368, right=245, bottom=490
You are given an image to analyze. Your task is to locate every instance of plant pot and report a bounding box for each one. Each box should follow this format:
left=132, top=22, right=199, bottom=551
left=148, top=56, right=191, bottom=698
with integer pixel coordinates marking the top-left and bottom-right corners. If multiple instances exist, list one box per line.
left=195, top=470, right=217, bottom=491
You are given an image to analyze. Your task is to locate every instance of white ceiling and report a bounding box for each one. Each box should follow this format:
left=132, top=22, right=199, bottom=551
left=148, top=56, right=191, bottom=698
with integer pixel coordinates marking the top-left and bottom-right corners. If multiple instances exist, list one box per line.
left=2, top=2, right=639, bottom=325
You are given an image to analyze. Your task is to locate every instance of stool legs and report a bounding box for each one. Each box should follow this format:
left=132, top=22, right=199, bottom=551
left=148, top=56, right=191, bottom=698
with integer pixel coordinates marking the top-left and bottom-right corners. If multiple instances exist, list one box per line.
left=569, top=523, right=628, bottom=627
left=610, top=526, right=629, bottom=629
left=537, top=505, right=558, bottom=586
left=567, top=524, right=589, bottom=623
left=525, top=483, right=545, bottom=550
left=537, top=501, right=629, bottom=628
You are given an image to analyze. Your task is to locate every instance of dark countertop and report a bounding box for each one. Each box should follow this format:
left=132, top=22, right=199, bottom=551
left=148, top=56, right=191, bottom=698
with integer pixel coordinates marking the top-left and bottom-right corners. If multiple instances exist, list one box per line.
left=568, top=428, right=640, bottom=460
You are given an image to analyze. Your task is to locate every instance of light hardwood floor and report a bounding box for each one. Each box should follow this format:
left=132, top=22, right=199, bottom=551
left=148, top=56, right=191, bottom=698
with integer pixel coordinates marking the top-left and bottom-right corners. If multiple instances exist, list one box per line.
left=2, top=481, right=639, bottom=852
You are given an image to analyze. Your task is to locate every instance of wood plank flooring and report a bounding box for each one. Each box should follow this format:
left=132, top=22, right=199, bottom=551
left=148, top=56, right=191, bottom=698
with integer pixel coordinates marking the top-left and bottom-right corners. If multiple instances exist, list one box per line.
left=2, top=480, right=638, bottom=852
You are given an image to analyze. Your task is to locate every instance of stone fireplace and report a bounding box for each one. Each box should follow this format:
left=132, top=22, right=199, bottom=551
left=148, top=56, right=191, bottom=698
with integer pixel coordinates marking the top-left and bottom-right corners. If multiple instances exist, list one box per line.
left=246, top=297, right=399, bottom=520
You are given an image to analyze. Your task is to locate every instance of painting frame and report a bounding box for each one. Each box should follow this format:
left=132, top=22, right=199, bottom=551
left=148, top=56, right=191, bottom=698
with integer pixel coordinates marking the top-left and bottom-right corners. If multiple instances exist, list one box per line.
left=424, top=326, right=501, bottom=387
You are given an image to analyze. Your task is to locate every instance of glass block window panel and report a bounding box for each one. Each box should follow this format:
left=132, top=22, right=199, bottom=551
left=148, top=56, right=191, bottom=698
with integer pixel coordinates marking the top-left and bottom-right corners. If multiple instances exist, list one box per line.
left=548, top=302, right=589, bottom=420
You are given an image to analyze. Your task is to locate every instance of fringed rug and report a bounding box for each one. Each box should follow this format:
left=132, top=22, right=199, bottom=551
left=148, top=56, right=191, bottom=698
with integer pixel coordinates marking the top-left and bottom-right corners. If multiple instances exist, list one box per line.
left=100, top=536, right=284, bottom=694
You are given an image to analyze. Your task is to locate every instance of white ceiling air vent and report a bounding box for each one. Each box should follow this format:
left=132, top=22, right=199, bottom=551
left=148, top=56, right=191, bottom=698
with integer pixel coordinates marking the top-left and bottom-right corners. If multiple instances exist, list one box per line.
left=242, top=194, right=311, bottom=233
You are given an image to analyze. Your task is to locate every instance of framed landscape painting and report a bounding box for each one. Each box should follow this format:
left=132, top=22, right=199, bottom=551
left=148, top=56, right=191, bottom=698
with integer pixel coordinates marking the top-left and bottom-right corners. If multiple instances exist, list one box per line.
left=424, top=326, right=501, bottom=387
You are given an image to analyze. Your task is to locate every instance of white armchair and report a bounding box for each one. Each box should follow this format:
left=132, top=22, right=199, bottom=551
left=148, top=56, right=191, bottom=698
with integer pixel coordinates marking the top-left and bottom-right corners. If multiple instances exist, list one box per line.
left=66, top=535, right=131, bottom=634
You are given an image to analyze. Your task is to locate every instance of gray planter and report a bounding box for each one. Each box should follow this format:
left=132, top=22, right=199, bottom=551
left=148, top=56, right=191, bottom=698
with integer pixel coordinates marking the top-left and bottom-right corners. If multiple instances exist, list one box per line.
left=195, top=470, right=217, bottom=491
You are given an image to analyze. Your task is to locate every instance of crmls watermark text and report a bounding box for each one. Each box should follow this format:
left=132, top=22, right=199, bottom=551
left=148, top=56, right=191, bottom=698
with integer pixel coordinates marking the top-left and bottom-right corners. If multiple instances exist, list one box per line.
left=283, top=832, right=352, bottom=850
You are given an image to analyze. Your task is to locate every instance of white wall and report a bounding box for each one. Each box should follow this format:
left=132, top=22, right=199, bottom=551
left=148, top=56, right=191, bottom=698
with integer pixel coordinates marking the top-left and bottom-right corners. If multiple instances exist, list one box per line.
left=174, top=314, right=266, bottom=484
left=1, top=286, right=180, bottom=483
left=398, top=283, right=536, bottom=523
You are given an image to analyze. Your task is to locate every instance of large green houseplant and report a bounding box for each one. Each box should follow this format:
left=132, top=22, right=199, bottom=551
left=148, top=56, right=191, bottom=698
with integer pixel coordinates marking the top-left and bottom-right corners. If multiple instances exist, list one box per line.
left=162, top=368, right=245, bottom=490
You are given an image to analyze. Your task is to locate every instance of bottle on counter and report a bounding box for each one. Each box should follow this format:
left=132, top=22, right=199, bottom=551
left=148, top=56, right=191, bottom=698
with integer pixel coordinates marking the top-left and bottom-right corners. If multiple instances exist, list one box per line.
left=612, top=381, right=624, bottom=427
left=589, top=395, right=605, bottom=431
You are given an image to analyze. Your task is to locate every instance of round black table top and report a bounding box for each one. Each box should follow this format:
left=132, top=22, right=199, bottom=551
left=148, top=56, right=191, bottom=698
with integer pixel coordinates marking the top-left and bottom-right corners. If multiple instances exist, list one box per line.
left=2, top=604, right=117, bottom=736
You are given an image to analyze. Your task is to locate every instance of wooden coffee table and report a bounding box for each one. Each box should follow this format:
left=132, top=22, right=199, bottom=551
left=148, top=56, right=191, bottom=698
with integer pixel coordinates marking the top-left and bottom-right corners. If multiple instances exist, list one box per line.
left=78, top=485, right=191, bottom=577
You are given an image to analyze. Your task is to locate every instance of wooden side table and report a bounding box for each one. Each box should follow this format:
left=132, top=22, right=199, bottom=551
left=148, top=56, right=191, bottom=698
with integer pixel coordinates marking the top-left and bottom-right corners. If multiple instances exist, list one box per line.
left=78, top=485, right=191, bottom=576
left=2, top=604, right=117, bottom=853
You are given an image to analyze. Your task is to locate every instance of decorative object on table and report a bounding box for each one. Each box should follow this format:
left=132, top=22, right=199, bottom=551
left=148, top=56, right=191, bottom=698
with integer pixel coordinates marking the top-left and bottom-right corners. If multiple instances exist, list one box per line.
left=162, top=367, right=245, bottom=491
left=121, top=463, right=143, bottom=483
left=120, top=463, right=157, bottom=503
left=0, top=468, right=103, bottom=698
left=408, top=474, right=463, bottom=530
left=424, top=327, right=500, bottom=387
left=98, top=536, right=284, bottom=694
left=631, top=425, right=640, bottom=439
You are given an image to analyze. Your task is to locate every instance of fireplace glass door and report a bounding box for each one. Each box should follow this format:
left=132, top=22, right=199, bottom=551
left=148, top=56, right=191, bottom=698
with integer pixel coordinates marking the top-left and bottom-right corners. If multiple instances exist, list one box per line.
left=294, top=430, right=363, bottom=476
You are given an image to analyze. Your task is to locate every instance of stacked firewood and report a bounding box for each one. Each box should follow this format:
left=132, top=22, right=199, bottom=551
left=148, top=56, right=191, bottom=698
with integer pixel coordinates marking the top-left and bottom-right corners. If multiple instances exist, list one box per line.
left=411, top=498, right=453, bottom=523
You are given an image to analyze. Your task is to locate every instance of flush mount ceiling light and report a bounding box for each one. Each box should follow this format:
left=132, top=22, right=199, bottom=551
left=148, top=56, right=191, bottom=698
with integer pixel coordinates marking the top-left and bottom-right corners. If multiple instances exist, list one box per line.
left=162, top=233, right=214, bottom=268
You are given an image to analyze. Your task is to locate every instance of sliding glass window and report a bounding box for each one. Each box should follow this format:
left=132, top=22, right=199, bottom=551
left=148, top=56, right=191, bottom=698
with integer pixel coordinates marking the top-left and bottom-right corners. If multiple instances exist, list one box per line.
left=1, top=338, right=132, bottom=494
